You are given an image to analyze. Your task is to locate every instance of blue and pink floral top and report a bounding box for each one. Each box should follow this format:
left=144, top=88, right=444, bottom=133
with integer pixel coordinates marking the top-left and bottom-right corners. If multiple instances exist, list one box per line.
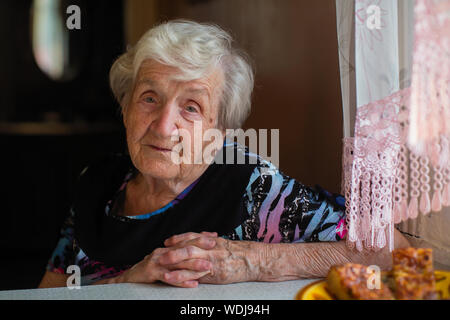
left=46, top=143, right=347, bottom=285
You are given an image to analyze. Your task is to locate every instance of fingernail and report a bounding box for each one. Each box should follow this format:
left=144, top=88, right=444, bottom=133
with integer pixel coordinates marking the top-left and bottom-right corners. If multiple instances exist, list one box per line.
left=164, top=273, right=172, bottom=280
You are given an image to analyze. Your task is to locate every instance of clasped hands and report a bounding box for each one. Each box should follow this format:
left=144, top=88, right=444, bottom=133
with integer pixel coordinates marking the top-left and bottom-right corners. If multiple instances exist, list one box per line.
left=117, top=232, right=260, bottom=288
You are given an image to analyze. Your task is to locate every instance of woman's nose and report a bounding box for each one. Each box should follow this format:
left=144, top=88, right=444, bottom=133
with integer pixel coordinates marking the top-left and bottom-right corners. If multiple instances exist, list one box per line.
left=150, top=103, right=178, bottom=138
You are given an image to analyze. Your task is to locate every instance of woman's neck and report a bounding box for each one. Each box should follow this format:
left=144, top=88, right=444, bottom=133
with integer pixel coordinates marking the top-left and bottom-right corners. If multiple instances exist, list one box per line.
left=139, top=166, right=207, bottom=197
left=123, top=165, right=208, bottom=216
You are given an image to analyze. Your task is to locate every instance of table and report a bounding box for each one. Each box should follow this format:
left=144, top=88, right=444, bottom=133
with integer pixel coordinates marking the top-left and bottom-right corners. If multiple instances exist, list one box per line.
left=0, top=279, right=317, bottom=300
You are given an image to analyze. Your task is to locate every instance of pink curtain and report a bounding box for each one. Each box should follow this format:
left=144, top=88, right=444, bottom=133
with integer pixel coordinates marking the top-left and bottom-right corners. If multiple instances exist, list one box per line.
left=336, top=0, right=450, bottom=261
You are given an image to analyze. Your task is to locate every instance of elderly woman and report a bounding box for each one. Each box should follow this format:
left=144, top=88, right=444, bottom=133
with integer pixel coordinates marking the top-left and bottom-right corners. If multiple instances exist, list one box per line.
left=39, top=20, right=409, bottom=288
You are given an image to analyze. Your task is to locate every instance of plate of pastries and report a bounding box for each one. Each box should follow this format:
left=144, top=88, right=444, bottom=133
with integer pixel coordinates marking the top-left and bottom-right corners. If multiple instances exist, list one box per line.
left=296, top=248, right=450, bottom=300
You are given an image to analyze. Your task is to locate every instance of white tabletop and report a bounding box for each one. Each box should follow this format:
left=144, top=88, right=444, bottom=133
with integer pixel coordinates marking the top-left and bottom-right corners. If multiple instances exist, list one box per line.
left=0, top=279, right=318, bottom=300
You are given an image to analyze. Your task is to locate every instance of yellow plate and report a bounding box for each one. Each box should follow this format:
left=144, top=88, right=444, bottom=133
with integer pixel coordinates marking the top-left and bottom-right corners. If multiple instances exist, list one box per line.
left=295, top=270, right=450, bottom=300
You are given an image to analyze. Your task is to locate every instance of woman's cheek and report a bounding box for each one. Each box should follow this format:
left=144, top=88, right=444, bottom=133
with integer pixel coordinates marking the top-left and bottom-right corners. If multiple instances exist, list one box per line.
left=129, top=115, right=151, bottom=141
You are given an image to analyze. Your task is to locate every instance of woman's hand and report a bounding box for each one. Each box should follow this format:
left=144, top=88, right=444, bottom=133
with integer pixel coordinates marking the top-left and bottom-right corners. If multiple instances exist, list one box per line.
left=114, top=232, right=219, bottom=288
left=162, top=232, right=261, bottom=284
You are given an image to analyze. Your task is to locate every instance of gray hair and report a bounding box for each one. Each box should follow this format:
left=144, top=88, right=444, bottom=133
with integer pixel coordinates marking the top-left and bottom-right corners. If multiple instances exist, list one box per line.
left=109, top=19, right=254, bottom=129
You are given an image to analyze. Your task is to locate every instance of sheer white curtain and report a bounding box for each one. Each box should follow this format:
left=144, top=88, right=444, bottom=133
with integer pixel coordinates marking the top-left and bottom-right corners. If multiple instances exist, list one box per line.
left=336, top=0, right=450, bottom=269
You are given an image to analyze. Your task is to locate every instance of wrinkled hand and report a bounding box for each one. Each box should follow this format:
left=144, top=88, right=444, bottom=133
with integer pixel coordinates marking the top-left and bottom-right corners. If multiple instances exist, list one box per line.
left=117, top=232, right=218, bottom=288
left=162, top=232, right=261, bottom=284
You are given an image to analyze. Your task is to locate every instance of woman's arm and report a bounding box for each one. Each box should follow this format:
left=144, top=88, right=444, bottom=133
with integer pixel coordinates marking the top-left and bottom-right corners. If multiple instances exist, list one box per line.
left=159, top=229, right=410, bottom=284
left=255, top=229, right=410, bottom=281
left=39, top=212, right=77, bottom=288
left=38, top=271, right=70, bottom=288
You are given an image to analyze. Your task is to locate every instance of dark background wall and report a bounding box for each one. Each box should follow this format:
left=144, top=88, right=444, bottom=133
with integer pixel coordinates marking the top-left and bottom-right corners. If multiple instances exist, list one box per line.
left=0, top=0, right=343, bottom=290
left=0, top=0, right=126, bottom=290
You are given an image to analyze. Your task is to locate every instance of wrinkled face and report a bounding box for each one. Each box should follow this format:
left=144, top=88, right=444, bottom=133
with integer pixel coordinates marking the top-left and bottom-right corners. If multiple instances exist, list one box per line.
left=123, top=59, right=225, bottom=182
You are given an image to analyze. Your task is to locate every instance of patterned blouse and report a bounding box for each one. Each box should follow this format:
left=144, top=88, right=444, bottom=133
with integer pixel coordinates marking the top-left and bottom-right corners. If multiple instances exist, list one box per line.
left=46, top=143, right=347, bottom=285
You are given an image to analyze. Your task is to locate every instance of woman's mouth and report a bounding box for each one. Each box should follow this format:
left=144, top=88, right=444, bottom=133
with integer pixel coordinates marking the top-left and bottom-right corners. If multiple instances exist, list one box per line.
left=149, top=145, right=172, bottom=152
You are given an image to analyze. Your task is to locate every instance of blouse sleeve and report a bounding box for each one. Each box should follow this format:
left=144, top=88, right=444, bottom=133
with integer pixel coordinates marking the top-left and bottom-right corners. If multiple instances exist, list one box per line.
left=226, top=163, right=347, bottom=243
left=45, top=165, right=93, bottom=274
left=45, top=208, right=77, bottom=274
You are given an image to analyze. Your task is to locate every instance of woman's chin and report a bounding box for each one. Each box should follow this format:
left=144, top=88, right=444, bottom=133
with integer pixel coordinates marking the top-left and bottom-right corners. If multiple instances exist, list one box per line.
left=137, top=161, right=179, bottom=180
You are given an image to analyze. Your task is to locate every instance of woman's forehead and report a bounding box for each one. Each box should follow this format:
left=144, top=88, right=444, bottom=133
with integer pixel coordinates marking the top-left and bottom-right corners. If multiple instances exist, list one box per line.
left=136, top=60, right=180, bottom=80
left=135, top=60, right=224, bottom=94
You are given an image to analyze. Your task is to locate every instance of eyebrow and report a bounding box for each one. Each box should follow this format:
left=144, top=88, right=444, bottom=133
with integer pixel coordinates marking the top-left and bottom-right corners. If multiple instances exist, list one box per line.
left=136, top=79, right=209, bottom=95
left=136, top=78, right=212, bottom=105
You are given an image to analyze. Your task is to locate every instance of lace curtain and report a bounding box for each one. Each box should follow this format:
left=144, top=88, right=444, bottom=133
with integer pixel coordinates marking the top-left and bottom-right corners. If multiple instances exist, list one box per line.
left=336, top=0, right=450, bottom=267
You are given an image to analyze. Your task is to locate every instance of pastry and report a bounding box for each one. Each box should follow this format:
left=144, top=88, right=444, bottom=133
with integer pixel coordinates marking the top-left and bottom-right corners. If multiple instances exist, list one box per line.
left=391, top=248, right=437, bottom=300
left=327, top=263, right=394, bottom=300
left=326, top=248, right=438, bottom=300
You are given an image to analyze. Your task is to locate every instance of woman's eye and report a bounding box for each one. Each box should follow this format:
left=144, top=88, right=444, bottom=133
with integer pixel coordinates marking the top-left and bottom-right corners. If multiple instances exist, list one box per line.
left=144, top=96, right=156, bottom=104
left=185, top=105, right=198, bottom=113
